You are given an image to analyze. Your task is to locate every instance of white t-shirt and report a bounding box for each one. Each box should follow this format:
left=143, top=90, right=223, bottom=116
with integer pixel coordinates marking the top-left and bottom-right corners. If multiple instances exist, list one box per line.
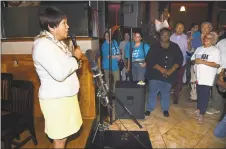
left=119, top=40, right=128, bottom=60
left=32, top=35, right=79, bottom=99
left=191, top=46, right=221, bottom=86
left=216, top=39, right=226, bottom=73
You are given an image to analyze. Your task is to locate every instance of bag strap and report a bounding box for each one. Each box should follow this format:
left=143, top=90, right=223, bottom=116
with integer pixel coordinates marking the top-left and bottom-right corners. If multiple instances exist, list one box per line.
left=112, top=40, right=120, bottom=55
left=142, top=42, right=146, bottom=59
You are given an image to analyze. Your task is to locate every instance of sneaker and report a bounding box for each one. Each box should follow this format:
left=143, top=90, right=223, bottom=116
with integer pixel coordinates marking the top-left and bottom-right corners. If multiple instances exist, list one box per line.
left=145, top=111, right=151, bottom=116
left=137, top=80, right=145, bottom=85
left=189, top=110, right=200, bottom=119
left=189, top=109, right=200, bottom=114
left=206, top=108, right=220, bottom=115
left=171, top=89, right=174, bottom=94
left=187, top=98, right=197, bottom=103
left=198, top=115, right=204, bottom=123
left=163, top=111, right=169, bottom=117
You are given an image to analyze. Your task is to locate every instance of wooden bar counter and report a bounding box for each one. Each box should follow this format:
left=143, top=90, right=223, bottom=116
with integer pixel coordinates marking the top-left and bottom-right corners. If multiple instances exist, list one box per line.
left=1, top=37, right=99, bottom=119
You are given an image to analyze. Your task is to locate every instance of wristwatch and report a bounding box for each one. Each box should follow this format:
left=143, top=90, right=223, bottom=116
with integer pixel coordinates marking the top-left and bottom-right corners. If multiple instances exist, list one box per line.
left=72, top=56, right=79, bottom=61
left=72, top=56, right=82, bottom=69
left=219, top=87, right=226, bottom=92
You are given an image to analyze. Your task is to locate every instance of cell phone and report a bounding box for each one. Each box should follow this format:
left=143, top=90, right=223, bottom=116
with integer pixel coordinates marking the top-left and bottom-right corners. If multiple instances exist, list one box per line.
left=187, top=31, right=192, bottom=38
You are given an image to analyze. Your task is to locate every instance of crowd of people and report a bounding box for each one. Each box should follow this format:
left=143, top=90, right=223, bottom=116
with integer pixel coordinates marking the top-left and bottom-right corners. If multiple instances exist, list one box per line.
left=32, top=6, right=226, bottom=148
left=100, top=21, right=226, bottom=137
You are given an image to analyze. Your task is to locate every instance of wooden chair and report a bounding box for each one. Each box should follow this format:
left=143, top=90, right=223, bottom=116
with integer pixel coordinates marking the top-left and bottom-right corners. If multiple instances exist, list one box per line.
left=1, top=79, right=38, bottom=149
left=1, top=73, right=13, bottom=112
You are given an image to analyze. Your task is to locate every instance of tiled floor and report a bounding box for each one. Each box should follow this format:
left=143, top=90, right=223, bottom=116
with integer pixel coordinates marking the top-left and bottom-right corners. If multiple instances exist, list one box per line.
left=109, top=85, right=226, bottom=148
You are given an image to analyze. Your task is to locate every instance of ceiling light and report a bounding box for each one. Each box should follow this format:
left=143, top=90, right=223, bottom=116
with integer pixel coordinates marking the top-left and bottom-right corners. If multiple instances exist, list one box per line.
left=180, top=6, right=186, bottom=12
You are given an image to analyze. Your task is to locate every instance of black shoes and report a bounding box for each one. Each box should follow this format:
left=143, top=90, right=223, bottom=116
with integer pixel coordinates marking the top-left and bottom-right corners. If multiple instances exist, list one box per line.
left=187, top=98, right=197, bottom=103
left=145, top=110, right=169, bottom=117
left=172, top=93, right=179, bottom=104
left=145, top=111, right=151, bottom=116
left=163, top=111, right=169, bottom=117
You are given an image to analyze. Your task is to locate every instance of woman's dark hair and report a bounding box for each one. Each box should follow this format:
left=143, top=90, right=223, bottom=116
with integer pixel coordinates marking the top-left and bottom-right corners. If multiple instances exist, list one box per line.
left=39, top=6, right=66, bottom=31
left=134, top=32, right=143, bottom=42
left=217, top=29, right=226, bottom=43
left=175, top=21, right=185, bottom=28
left=134, top=32, right=143, bottom=37
left=190, top=23, right=198, bottom=29
left=159, top=28, right=171, bottom=36
left=104, top=31, right=109, bottom=37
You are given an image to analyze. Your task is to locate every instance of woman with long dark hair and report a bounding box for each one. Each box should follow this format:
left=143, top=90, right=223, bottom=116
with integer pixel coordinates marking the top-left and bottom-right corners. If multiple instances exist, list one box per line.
left=101, top=31, right=121, bottom=92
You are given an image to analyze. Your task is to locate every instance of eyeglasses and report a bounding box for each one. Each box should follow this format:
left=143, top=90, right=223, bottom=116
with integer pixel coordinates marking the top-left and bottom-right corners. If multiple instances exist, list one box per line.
left=134, top=36, right=141, bottom=38
left=204, top=36, right=213, bottom=40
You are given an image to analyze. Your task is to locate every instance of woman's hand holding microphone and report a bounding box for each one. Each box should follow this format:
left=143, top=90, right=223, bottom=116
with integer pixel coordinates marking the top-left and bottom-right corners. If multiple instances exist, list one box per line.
left=72, top=46, right=83, bottom=69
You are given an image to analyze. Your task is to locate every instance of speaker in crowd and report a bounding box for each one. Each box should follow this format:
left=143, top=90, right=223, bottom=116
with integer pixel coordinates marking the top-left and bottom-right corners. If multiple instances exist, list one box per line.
left=115, top=81, right=146, bottom=119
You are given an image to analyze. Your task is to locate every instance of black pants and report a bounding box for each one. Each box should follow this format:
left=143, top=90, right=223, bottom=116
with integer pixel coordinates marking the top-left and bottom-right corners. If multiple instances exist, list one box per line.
left=197, top=85, right=212, bottom=115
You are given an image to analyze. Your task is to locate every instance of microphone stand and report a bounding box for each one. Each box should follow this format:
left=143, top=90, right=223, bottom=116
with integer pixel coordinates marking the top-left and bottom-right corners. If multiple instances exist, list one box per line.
left=129, top=28, right=133, bottom=81
left=108, top=29, right=114, bottom=124
left=90, top=66, right=144, bottom=149
left=91, top=66, right=111, bottom=149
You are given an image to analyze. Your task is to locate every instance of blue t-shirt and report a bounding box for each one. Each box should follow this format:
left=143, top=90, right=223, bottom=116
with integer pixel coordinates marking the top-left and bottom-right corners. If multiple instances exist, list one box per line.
left=192, top=31, right=202, bottom=50
left=125, top=42, right=150, bottom=61
left=101, top=40, right=120, bottom=71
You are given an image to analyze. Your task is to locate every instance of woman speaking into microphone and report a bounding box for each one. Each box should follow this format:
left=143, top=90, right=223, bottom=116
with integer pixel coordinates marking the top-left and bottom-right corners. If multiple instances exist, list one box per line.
left=32, top=7, right=83, bottom=148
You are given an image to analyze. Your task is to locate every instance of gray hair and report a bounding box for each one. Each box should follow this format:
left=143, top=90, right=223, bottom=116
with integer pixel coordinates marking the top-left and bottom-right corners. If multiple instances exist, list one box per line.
left=210, top=32, right=218, bottom=45
left=201, top=22, right=213, bottom=30
left=205, top=32, right=218, bottom=45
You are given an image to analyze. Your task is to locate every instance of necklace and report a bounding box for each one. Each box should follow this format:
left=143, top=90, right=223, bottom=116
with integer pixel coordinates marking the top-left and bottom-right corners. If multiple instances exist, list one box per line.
left=43, top=31, right=71, bottom=56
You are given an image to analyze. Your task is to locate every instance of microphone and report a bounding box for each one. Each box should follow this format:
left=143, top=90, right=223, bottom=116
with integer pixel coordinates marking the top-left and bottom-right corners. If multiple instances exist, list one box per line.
left=85, top=49, right=108, bottom=89
left=85, top=49, right=109, bottom=107
left=70, top=34, right=78, bottom=48
left=70, top=34, right=82, bottom=68
left=85, top=49, right=99, bottom=75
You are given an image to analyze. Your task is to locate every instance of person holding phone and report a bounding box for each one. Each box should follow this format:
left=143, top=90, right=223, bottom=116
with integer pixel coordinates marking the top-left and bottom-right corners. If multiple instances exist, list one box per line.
left=187, top=23, right=202, bottom=53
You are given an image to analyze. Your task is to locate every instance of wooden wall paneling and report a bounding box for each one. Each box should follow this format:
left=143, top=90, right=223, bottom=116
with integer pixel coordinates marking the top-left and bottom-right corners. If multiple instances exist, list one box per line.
left=1, top=54, right=42, bottom=118
left=78, top=55, right=96, bottom=119
left=1, top=54, right=96, bottom=119
left=1, top=64, right=7, bottom=72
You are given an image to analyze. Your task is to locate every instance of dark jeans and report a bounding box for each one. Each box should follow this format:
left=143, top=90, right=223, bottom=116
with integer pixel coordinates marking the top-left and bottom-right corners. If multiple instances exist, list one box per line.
left=173, top=65, right=186, bottom=100
left=132, top=62, right=146, bottom=81
left=214, top=114, right=226, bottom=138
left=146, top=80, right=172, bottom=112
left=197, top=85, right=212, bottom=115
left=220, top=94, right=226, bottom=121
